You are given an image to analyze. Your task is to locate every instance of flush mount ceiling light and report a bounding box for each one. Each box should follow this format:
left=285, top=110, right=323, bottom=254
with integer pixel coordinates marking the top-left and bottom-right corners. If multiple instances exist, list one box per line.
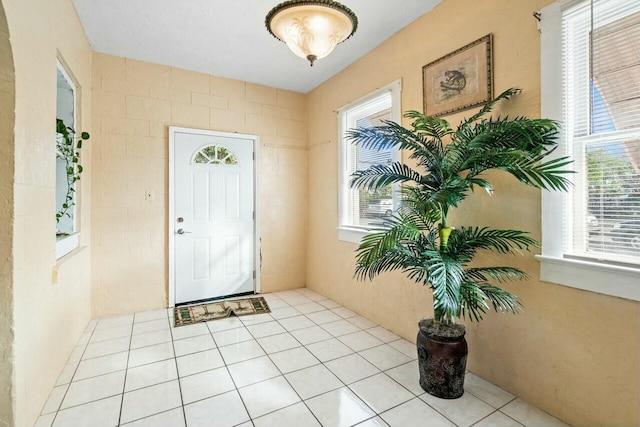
left=265, top=0, right=358, bottom=67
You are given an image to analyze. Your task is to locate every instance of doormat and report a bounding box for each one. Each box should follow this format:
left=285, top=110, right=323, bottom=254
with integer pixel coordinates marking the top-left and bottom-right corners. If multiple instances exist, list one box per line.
left=173, top=296, right=270, bottom=327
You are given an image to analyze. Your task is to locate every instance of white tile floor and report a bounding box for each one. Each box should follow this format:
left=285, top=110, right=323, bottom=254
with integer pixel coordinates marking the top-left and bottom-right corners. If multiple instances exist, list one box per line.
left=36, top=288, right=571, bottom=427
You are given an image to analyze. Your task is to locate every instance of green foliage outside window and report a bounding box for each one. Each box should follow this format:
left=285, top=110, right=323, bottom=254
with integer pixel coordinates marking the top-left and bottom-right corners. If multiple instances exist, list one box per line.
left=56, top=118, right=89, bottom=230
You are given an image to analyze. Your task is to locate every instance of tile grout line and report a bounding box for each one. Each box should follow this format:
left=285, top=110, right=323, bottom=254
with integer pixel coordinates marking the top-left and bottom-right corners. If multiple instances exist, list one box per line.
left=46, top=322, right=98, bottom=427
left=265, top=292, right=406, bottom=425
left=406, top=396, right=464, bottom=427
left=79, top=323, right=188, bottom=362
left=494, top=397, right=526, bottom=427
left=114, top=313, right=186, bottom=425
left=201, top=294, right=322, bottom=426
left=463, top=388, right=519, bottom=416
left=205, top=312, right=255, bottom=427
left=231, top=294, right=325, bottom=422
left=241, top=309, right=327, bottom=426
left=348, top=349, right=516, bottom=426
left=119, top=407, right=186, bottom=427
left=44, top=296, right=332, bottom=426
left=47, top=295, right=400, bottom=424
left=468, top=396, right=524, bottom=427
left=468, top=409, right=500, bottom=427
left=115, top=316, right=136, bottom=426
left=47, top=292, right=521, bottom=427
left=372, top=358, right=461, bottom=426
left=46, top=346, right=421, bottom=425
left=111, top=301, right=322, bottom=420
left=166, top=308, right=188, bottom=427
left=286, top=292, right=511, bottom=427
left=497, top=395, right=518, bottom=410
left=280, top=290, right=403, bottom=426
left=41, top=319, right=132, bottom=425
left=327, top=334, right=483, bottom=427
left=50, top=367, right=384, bottom=426
left=57, top=315, right=178, bottom=425
left=284, top=292, right=523, bottom=427
left=272, top=292, right=459, bottom=426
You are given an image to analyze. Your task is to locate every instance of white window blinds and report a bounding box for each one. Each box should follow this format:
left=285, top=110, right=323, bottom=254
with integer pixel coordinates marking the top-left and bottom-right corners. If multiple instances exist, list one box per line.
left=338, top=81, right=401, bottom=236
left=562, top=0, right=640, bottom=264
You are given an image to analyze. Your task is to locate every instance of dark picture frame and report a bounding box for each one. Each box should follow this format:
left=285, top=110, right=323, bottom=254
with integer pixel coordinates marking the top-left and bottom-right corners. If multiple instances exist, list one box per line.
left=422, top=34, right=493, bottom=117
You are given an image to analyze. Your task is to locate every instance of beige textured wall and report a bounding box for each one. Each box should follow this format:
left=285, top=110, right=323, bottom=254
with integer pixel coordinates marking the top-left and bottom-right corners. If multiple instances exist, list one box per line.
left=1, top=0, right=94, bottom=425
left=0, top=2, right=14, bottom=425
left=305, top=0, right=640, bottom=425
left=91, top=53, right=307, bottom=316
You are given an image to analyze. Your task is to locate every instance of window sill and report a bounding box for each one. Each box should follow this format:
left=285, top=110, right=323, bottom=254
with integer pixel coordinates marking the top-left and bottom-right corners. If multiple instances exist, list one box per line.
left=56, top=233, right=79, bottom=259
left=536, top=254, right=640, bottom=301
left=338, top=227, right=382, bottom=244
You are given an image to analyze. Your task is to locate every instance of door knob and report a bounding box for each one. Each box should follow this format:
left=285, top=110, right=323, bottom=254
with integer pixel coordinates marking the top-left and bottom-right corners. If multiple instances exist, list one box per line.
left=176, top=228, right=192, bottom=234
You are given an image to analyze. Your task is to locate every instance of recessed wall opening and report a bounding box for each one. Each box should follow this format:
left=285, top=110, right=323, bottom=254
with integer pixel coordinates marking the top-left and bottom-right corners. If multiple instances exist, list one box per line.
left=55, top=61, right=79, bottom=258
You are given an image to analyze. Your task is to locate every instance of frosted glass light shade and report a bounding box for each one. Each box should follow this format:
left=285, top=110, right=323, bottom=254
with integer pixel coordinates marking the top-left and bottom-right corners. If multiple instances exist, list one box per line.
left=266, top=1, right=358, bottom=66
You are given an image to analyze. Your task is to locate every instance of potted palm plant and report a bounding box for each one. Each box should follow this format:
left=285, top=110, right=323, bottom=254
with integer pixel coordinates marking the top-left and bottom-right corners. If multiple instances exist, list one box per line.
left=347, top=88, right=572, bottom=399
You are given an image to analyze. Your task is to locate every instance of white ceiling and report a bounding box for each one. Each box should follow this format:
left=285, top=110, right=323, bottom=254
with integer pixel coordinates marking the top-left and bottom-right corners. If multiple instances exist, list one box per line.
left=72, top=0, right=442, bottom=93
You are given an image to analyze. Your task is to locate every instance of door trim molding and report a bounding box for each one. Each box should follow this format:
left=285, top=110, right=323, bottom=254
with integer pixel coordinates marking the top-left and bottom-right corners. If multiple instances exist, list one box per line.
left=168, top=126, right=261, bottom=308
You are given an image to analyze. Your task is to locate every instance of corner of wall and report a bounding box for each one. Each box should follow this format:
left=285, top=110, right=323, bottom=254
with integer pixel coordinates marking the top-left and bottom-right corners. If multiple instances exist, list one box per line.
left=0, top=0, right=16, bottom=424
left=3, top=0, right=94, bottom=424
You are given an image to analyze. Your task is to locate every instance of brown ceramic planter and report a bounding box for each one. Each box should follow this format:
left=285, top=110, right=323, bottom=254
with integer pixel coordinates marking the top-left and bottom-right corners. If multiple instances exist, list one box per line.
left=417, top=319, right=468, bottom=399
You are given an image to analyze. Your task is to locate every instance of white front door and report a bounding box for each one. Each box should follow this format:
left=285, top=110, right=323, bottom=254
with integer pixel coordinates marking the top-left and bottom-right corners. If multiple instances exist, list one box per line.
left=172, top=129, right=255, bottom=304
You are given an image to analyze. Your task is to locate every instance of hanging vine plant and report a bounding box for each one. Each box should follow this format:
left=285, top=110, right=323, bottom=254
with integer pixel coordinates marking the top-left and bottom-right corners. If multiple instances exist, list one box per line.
left=56, top=118, right=89, bottom=229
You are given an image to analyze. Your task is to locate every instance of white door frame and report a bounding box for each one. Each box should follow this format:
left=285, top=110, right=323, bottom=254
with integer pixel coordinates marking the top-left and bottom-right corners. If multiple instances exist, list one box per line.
left=168, top=126, right=261, bottom=307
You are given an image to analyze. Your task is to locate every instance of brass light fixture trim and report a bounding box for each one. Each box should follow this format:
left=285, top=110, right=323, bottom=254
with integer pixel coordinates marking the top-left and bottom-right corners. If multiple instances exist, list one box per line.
left=265, top=0, right=358, bottom=66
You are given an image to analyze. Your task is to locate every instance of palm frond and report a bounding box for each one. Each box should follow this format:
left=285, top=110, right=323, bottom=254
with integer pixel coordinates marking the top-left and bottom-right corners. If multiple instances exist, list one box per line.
left=478, top=284, right=522, bottom=314
left=465, top=177, right=494, bottom=195
left=425, top=251, right=464, bottom=323
left=460, top=147, right=573, bottom=192
left=455, top=117, right=559, bottom=154
left=447, top=227, right=539, bottom=259
left=398, top=186, right=441, bottom=224
left=350, top=162, right=422, bottom=192
left=347, top=121, right=449, bottom=172
left=458, top=281, right=490, bottom=322
left=459, top=281, right=522, bottom=322
left=404, top=110, right=453, bottom=139
left=460, top=88, right=521, bottom=126
left=409, top=140, right=445, bottom=172
left=346, top=122, right=430, bottom=154
left=398, top=182, right=468, bottom=224
left=354, top=214, right=422, bottom=279
left=464, top=266, right=528, bottom=283
left=497, top=149, right=574, bottom=192
left=355, top=247, right=416, bottom=281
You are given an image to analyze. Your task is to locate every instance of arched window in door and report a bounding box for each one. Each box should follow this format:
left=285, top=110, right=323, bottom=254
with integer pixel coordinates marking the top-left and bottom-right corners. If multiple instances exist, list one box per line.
left=192, top=145, right=239, bottom=165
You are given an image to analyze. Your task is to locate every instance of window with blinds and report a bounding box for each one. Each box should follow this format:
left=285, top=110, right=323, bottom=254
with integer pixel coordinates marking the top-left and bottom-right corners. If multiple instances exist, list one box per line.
left=338, top=81, right=401, bottom=237
left=562, top=0, right=640, bottom=264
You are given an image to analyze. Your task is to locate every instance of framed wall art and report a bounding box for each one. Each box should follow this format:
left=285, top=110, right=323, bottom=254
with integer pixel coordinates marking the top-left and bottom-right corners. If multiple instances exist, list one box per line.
left=422, top=34, right=493, bottom=117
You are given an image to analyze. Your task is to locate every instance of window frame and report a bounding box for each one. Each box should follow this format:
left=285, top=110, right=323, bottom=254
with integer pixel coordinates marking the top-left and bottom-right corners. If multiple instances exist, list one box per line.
left=56, top=60, right=80, bottom=259
left=538, top=0, right=640, bottom=301
left=337, top=79, right=402, bottom=244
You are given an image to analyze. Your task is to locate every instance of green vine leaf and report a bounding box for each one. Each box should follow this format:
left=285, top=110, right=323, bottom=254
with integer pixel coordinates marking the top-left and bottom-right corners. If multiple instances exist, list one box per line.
left=56, top=118, right=90, bottom=225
